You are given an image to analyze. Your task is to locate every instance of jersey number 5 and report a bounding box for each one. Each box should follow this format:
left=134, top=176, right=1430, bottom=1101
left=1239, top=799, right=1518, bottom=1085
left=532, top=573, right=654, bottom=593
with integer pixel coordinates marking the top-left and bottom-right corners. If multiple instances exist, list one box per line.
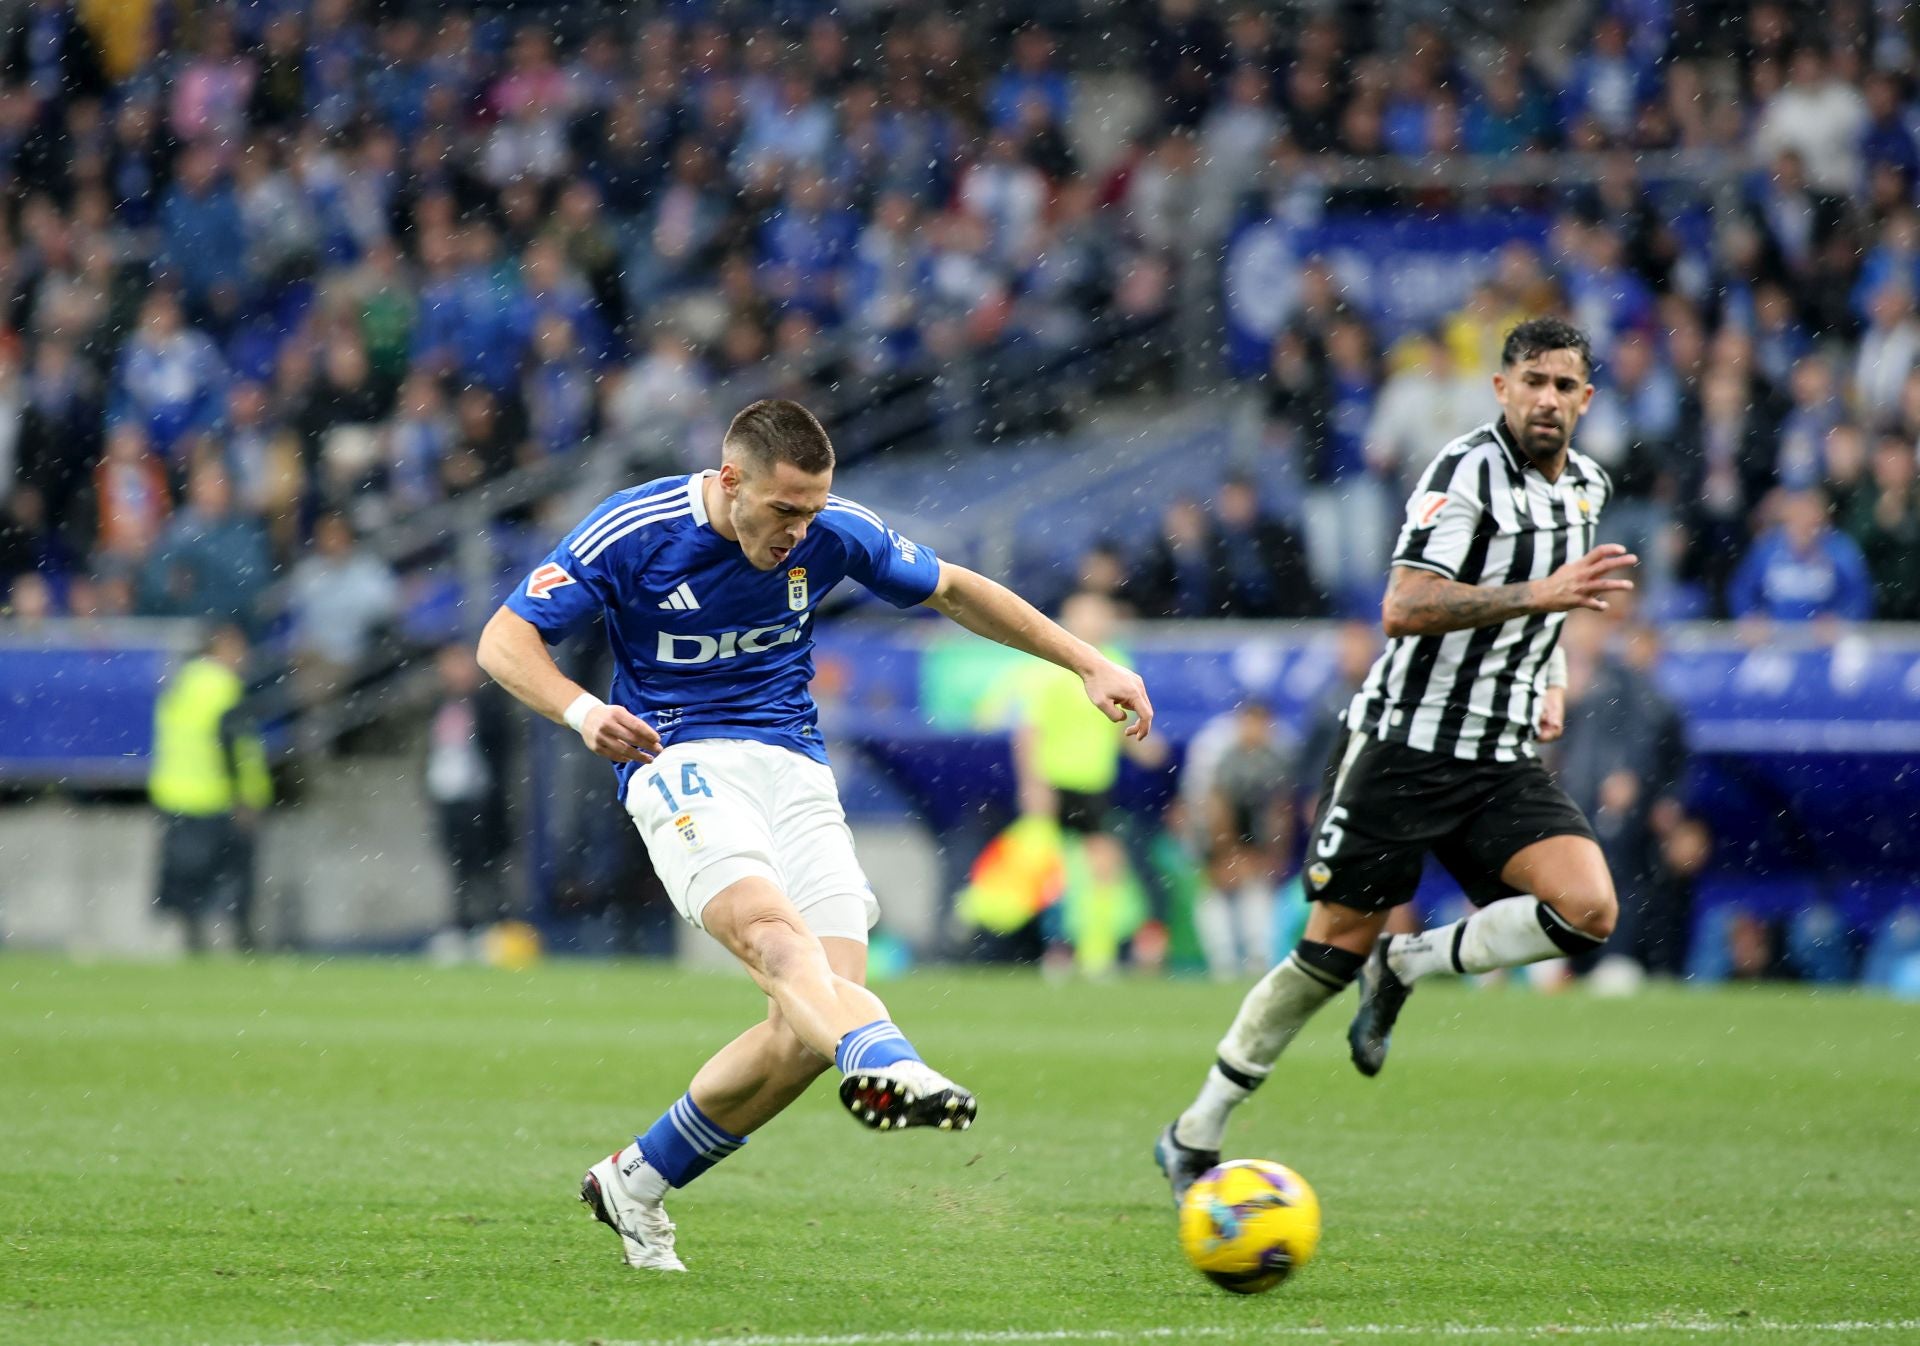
left=649, top=764, right=715, bottom=810
left=1316, top=805, right=1350, bottom=858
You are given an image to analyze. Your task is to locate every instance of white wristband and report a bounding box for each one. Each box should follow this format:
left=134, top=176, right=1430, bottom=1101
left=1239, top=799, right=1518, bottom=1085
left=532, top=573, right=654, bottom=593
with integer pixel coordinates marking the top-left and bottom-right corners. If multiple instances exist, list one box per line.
left=562, top=692, right=606, bottom=734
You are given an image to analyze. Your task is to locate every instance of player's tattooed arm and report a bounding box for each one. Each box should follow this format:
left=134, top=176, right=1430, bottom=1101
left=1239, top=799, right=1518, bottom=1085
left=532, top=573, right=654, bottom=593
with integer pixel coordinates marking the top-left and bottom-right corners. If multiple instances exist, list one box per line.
left=1383, top=545, right=1636, bottom=637
left=1383, top=568, right=1538, bottom=637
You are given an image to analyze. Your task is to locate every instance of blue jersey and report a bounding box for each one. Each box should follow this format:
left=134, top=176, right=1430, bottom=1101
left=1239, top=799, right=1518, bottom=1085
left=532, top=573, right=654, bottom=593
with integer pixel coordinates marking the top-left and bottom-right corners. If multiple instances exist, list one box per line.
left=504, top=471, right=941, bottom=795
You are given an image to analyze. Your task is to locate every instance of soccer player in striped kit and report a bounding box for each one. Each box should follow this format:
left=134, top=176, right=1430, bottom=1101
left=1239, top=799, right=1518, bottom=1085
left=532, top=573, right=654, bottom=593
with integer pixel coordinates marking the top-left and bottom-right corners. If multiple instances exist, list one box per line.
left=1157, top=318, right=1637, bottom=1202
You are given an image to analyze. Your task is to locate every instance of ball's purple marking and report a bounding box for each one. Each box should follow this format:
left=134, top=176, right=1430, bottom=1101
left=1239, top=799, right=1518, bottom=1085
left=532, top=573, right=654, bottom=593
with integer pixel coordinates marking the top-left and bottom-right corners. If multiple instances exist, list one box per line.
left=1254, top=1165, right=1300, bottom=1202
left=1260, top=1245, right=1296, bottom=1273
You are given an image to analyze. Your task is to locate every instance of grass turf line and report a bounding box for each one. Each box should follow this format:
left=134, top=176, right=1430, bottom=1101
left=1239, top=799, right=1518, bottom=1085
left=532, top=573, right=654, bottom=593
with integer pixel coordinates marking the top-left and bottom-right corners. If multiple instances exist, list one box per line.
left=1, top=957, right=1916, bottom=1346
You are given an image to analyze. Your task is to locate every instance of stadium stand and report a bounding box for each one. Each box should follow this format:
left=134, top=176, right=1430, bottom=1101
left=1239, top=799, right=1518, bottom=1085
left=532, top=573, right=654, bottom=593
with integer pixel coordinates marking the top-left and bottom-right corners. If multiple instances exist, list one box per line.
left=3, top=0, right=1920, bottom=981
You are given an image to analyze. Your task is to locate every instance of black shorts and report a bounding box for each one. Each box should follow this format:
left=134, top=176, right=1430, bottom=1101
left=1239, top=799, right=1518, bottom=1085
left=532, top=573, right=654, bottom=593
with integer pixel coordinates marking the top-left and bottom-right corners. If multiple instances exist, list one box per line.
left=1305, top=733, right=1596, bottom=912
left=1055, top=788, right=1109, bottom=835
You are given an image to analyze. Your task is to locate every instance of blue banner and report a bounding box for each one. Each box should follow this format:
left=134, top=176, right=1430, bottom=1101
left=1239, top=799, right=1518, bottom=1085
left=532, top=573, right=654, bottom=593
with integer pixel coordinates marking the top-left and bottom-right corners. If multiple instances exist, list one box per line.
left=1222, top=210, right=1554, bottom=374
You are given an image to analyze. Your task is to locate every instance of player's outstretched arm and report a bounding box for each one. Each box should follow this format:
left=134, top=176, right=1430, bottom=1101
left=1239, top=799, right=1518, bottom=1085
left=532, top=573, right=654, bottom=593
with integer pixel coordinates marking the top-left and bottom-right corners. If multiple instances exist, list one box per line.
left=923, top=561, right=1154, bottom=740
left=1383, top=544, right=1637, bottom=638
left=476, top=607, right=662, bottom=764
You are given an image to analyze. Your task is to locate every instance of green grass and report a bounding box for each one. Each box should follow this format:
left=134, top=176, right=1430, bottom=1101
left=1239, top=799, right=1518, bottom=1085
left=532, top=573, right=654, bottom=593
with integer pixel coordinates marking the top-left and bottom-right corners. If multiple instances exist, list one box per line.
left=2, top=957, right=1917, bottom=1346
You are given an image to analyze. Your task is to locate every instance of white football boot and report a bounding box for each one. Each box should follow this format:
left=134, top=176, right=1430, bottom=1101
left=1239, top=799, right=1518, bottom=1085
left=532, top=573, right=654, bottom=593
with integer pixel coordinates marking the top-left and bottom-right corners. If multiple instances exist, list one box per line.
left=579, top=1154, right=686, bottom=1271
left=838, top=1060, right=977, bottom=1132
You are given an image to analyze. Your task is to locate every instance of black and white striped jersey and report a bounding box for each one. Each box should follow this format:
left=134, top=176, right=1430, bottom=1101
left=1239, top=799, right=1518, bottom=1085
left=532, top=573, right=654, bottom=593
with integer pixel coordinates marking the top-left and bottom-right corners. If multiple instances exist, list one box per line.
left=1345, top=417, right=1614, bottom=763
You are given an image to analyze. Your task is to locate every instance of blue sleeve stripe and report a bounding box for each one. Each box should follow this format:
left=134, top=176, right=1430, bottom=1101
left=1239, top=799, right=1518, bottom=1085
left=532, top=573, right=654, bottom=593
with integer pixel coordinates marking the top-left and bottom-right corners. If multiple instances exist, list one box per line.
left=574, top=503, right=692, bottom=564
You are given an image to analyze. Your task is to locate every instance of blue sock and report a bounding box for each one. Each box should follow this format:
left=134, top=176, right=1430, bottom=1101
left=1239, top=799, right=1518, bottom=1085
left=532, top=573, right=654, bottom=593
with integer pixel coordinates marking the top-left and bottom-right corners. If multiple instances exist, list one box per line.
left=834, top=1019, right=923, bottom=1074
left=634, top=1093, right=746, bottom=1189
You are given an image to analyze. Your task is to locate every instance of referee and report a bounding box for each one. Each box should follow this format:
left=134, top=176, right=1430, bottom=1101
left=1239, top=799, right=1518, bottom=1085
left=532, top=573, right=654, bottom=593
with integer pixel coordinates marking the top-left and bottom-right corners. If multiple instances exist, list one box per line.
left=1156, top=317, right=1636, bottom=1200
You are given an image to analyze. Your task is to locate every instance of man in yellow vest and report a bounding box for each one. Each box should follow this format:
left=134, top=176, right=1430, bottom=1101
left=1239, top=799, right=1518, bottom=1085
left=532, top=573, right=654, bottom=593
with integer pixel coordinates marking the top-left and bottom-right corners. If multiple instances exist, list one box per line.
left=149, top=624, right=273, bottom=951
left=1003, top=591, right=1167, bottom=972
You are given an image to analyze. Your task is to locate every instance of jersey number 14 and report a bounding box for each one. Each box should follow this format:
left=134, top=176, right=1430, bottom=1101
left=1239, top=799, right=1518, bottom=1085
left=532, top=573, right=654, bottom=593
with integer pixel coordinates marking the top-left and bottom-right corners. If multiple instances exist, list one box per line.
left=649, top=763, right=715, bottom=809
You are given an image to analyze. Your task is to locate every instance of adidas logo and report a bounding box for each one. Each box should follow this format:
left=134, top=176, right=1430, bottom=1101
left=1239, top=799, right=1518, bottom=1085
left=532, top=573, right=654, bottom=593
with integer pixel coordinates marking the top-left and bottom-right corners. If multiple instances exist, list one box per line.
left=657, top=582, right=701, bottom=611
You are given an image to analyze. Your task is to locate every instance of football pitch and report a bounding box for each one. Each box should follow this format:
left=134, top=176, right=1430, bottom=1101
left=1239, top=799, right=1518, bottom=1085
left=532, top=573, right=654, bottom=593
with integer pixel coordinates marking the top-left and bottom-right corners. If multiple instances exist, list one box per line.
left=3, top=957, right=1916, bottom=1346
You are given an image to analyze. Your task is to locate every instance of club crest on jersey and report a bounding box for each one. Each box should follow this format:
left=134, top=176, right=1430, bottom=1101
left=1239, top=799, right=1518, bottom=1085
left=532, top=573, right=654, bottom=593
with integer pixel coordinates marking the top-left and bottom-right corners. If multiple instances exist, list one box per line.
left=1307, top=862, right=1332, bottom=891
left=787, top=566, right=808, bottom=611
left=525, top=562, right=575, bottom=600
left=1413, top=492, right=1448, bottom=527
left=673, top=812, right=701, bottom=849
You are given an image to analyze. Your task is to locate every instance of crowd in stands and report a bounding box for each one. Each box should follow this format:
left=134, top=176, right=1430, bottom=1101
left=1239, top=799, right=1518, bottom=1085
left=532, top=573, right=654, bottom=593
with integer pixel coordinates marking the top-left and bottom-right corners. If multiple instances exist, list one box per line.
left=0, top=0, right=1919, bottom=642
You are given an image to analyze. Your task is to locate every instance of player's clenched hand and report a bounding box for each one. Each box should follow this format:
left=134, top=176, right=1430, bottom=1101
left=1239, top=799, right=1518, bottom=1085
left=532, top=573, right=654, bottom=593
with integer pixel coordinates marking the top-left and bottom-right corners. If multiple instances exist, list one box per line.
left=1083, top=660, right=1155, bottom=741
left=580, top=704, right=662, bottom=764
left=1535, top=543, right=1637, bottom=614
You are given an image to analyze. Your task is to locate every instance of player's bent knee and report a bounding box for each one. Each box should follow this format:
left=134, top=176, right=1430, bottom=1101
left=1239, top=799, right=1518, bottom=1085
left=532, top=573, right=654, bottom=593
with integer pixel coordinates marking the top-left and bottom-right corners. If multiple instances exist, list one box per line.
left=1543, top=886, right=1616, bottom=942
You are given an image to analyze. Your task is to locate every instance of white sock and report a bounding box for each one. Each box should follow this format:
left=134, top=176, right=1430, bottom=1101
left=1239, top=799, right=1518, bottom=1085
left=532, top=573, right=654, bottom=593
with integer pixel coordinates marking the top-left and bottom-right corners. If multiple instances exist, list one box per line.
left=1174, top=952, right=1347, bottom=1149
left=1193, top=891, right=1238, bottom=980
left=1233, top=882, right=1275, bottom=974
left=1388, top=898, right=1579, bottom=983
left=1175, top=1063, right=1255, bottom=1151
left=612, top=1142, right=669, bottom=1205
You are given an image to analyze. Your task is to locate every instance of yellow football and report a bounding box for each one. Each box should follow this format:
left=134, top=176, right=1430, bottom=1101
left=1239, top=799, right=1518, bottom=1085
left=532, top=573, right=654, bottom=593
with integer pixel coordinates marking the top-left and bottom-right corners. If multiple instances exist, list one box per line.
left=1177, top=1159, right=1321, bottom=1295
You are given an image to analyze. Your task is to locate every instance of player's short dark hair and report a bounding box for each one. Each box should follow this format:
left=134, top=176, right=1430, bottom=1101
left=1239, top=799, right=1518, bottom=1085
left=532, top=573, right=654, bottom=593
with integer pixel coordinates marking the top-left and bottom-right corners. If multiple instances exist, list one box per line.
left=1501, top=318, right=1593, bottom=378
left=723, top=399, right=835, bottom=475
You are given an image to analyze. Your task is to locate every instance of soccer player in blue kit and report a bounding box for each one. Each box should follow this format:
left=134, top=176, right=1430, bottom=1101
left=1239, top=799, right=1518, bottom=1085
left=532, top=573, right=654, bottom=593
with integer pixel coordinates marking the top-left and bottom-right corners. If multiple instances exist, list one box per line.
left=477, top=399, right=1154, bottom=1270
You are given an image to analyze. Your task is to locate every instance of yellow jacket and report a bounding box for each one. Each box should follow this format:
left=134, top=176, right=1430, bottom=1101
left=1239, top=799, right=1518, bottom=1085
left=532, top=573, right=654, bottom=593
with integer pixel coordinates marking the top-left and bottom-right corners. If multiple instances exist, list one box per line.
left=148, top=658, right=273, bottom=817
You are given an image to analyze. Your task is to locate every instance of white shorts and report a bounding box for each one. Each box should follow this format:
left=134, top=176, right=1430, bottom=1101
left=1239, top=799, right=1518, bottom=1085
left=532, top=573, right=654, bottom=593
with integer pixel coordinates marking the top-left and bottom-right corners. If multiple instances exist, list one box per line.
left=623, top=738, right=879, bottom=943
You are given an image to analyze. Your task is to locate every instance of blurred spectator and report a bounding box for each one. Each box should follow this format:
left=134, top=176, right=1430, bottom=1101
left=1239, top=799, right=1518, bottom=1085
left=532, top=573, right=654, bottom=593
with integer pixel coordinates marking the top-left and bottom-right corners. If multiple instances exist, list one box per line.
left=959, top=132, right=1048, bottom=267
left=1853, top=285, right=1920, bottom=426
left=1729, top=488, right=1875, bottom=624
left=1846, top=434, right=1920, bottom=620
left=112, top=292, right=227, bottom=460
left=1584, top=330, right=1684, bottom=603
left=1196, top=67, right=1281, bottom=239
left=0, top=478, right=67, bottom=592
left=1365, top=331, right=1481, bottom=487
left=1555, top=617, right=1691, bottom=982
left=1071, top=540, right=1131, bottom=611
left=423, top=642, right=515, bottom=963
left=523, top=315, right=598, bottom=458
left=148, top=624, right=272, bottom=953
left=386, top=372, right=453, bottom=512
left=1179, top=698, right=1298, bottom=979
left=1211, top=473, right=1322, bottom=618
left=1678, top=365, right=1779, bottom=613
left=1297, top=618, right=1379, bottom=783
left=1753, top=46, right=1868, bottom=194
left=297, top=334, right=387, bottom=503
left=1128, top=497, right=1219, bottom=619
left=1557, top=16, right=1658, bottom=143
left=4, top=568, right=53, bottom=624
left=137, top=464, right=272, bottom=631
left=4, top=0, right=108, bottom=109
left=287, top=510, right=399, bottom=695
left=1299, top=317, right=1393, bottom=615
left=605, top=331, right=712, bottom=458
left=93, top=423, right=169, bottom=561
left=1775, top=354, right=1845, bottom=492
left=157, top=145, right=247, bottom=318
left=15, top=338, right=102, bottom=549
